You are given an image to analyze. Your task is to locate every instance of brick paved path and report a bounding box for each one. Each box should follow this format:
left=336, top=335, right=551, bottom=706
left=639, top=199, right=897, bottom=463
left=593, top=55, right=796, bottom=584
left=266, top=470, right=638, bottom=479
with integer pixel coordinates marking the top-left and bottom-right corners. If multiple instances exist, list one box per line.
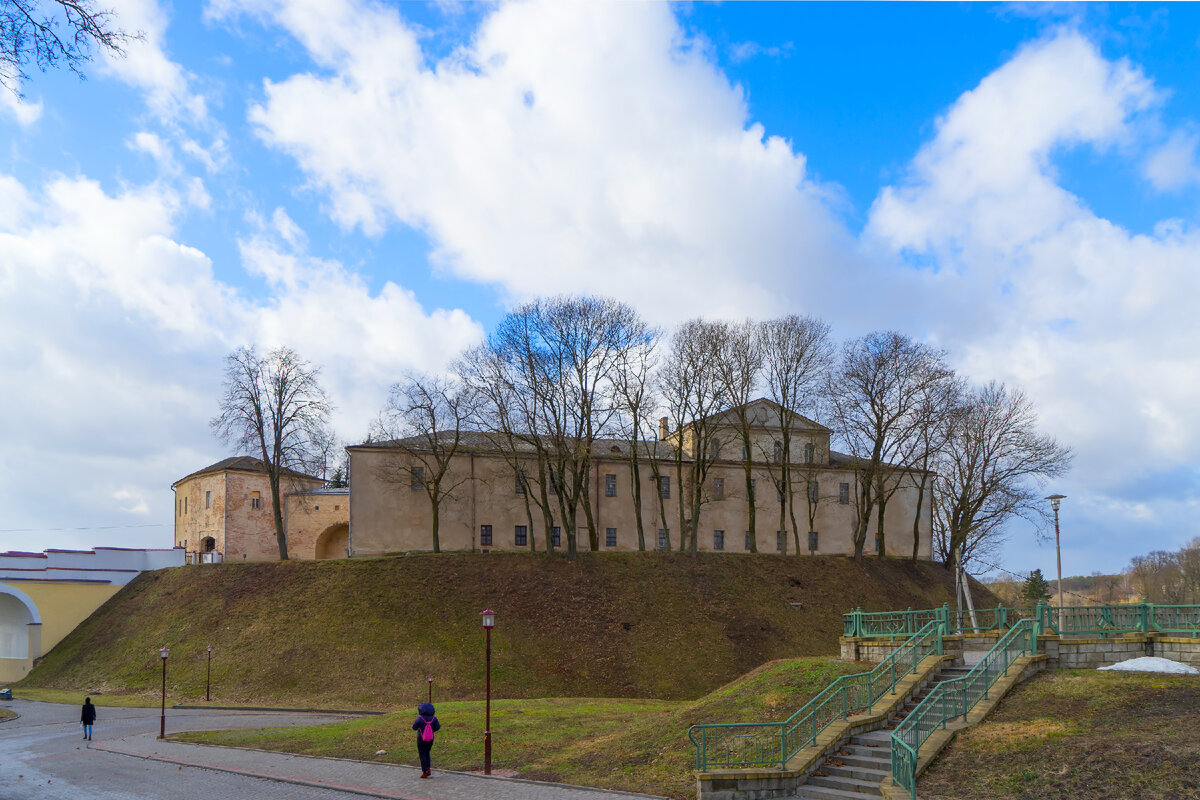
left=0, top=699, right=666, bottom=800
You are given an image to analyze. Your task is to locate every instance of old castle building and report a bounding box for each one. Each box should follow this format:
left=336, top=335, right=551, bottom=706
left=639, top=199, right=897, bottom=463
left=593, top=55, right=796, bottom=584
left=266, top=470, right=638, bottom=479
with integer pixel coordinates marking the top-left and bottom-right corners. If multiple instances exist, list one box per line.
left=174, top=400, right=931, bottom=561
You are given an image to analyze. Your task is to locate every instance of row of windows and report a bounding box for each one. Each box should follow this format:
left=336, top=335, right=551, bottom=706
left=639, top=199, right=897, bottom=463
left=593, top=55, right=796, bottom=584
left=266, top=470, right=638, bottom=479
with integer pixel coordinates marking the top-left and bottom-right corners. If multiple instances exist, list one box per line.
left=415, top=465, right=854, bottom=506
left=712, top=440, right=818, bottom=463
left=478, top=524, right=820, bottom=552
left=177, top=491, right=262, bottom=516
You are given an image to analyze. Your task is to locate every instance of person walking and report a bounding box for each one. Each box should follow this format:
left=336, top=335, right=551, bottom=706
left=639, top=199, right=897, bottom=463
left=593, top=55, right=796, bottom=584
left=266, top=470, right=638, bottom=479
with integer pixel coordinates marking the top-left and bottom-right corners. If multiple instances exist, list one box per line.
left=81, top=697, right=97, bottom=741
left=411, top=701, right=440, bottom=778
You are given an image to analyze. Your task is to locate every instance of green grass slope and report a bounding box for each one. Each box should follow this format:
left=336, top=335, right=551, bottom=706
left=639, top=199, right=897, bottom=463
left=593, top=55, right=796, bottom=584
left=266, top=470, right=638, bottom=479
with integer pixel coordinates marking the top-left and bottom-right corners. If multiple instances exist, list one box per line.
left=21, top=552, right=988, bottom=708
left=179, top=656, right=869, bottom=799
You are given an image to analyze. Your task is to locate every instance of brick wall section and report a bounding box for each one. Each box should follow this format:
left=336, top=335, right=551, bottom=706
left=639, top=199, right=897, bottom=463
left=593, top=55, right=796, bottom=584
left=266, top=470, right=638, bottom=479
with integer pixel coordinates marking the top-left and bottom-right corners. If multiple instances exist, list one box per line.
left=284, top=492, right=351, bottom=559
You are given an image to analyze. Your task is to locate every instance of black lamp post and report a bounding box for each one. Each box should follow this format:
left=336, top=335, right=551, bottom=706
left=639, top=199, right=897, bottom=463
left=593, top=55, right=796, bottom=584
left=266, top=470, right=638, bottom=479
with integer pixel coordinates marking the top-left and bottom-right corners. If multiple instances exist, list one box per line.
left=427, top=673, right=433, bottom=704
left=206, top=645, right=213, bottom=702
left=481, top=609, right=495, bottom=776
left=158, top=647, right=169, bottom=739
left=1046, top=494, right=1066, bottom=630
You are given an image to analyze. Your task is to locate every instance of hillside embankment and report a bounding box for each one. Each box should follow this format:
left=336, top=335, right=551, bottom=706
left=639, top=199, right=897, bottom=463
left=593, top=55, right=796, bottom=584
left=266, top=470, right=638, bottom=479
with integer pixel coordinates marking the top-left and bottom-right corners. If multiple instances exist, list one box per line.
left=19, top=552, right=991, bottom=708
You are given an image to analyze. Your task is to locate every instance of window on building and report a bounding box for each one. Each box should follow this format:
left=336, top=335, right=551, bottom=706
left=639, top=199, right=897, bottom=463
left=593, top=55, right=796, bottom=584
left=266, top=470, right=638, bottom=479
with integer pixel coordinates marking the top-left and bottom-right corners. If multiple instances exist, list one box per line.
left=713, top=477, right=724, bottom=501
left=605, top=473, right=617, bottom=497
left=657, top=529, right=668, bottom=550
left=411, top=466, right=425, bottom=490
left=659, top=476, right=670, bottom=499
left=515, top=525, right=527, bottom=547
left=251, top=491, right=261, bottom=510
left=551, top=526, right=561, bottom=548
left=549, top=473, right=559, bottom=495
left=839, top=482, right=850, bottom=504
left=742, top=444, right=748, bottom=460
left=480, top=525, right=493, bottom=547
left=515, top=470, right=525, bottom=495
left=808, top=481, right=819, bottom=503
left=773, top=440, right=783, bottom=463
left=315, top=505, right=320, bottom=511
left=709, top=437, right=721, bottom=460
left=606, top=527, right=617, bottom=548
left=777, top=530, right=785, bottom=552
left=804, top=442, right=814, bottom=464
left=808, top=530, right=819, bottom=552
left=183, top=497, right=188, bottom=514
left=745, top=530, right=752, bottom=551
left=205, top=491, right=211, bottom=509
left=713, top=530, right=724, bottom=551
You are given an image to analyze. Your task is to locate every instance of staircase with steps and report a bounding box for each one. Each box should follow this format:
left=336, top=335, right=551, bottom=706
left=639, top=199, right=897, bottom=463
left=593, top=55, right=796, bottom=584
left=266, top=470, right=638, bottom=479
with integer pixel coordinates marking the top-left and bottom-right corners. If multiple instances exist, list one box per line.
left=794, top=664, right=974, bottom=799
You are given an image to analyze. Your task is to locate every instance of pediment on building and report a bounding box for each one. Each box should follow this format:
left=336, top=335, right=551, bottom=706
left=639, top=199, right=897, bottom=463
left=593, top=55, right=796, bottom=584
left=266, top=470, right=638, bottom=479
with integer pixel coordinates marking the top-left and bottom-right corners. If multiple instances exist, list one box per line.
left=704, top=398, right=831, bottom=434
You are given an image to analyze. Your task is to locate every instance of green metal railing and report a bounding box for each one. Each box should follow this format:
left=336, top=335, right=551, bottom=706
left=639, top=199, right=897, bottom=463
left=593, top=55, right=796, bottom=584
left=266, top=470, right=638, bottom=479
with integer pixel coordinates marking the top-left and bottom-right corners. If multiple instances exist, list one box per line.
left=890, top=618, right=1039, bottom=799
left=846, top=602, right=1200, bottom=639
left=689, top=620, right=943, bottom=771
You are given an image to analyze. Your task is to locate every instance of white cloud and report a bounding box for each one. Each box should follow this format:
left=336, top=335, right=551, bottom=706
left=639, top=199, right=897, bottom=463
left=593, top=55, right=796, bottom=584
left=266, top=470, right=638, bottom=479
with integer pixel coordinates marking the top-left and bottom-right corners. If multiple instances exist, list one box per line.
left=867, top=31, right=1200, bottom=508
left=0, top=172, right=481, bottom=553
left=232, top=0, right=859, bottom=326
left=1145, top=130, right=1200, bottom=191
left=101, top=0, right=208, bottom=122
left=0, top=87, right=42, bottom=126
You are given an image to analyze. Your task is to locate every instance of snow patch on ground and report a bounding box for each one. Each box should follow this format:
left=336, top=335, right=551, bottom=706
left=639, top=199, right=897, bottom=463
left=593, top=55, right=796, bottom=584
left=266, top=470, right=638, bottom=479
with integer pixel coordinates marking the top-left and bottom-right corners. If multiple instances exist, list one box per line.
left=1098, top=657, right=1199, bottom=674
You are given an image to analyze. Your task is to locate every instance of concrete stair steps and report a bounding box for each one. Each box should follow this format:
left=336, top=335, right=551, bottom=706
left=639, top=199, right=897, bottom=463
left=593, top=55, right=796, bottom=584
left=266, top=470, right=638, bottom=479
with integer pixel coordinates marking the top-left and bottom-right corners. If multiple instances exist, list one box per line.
left=823, top=764, right=890, bottom=782
left=832, top=753, right=891, bottom=770
left=806, top=773, right=886, bottom=795
left=850, top=731, right=893, bottom=746
left=838, top=743, right=890, bottom=759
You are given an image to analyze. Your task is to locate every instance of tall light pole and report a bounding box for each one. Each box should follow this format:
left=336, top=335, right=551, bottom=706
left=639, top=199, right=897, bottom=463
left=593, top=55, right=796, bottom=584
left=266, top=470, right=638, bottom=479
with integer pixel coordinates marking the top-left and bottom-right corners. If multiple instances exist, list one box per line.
left=206, top=645, right=213, bottom=702
left=1046, top=494, right=1066, bottom=632
left=481, top=609, right=495, bottom=776
left=158, top=647, right=169, bottom=739
left=427, top=673, right=434, bottom=704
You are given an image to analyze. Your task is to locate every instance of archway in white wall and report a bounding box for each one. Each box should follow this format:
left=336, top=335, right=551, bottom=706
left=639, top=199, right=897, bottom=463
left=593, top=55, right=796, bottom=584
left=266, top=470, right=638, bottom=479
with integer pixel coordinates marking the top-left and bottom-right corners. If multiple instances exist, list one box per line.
left=0, top=585, right=40, bottom=660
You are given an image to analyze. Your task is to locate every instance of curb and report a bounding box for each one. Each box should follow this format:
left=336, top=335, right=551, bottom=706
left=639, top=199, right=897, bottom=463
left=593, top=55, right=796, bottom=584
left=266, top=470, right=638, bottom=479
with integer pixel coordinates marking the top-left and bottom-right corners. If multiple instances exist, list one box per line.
left=96, top=735, right=670, bottom=800
left=171, top=704, right=384, bottom=716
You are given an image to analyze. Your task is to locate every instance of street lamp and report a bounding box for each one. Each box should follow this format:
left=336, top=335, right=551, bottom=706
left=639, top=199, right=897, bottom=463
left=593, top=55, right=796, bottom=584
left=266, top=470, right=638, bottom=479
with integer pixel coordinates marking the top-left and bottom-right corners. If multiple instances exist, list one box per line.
left=158, top=647, right=169, bottom=739
left=1046, top=494, right=1066, bottom=632
left=206, top=645, right=213, bottom=702
left=481, top=609, right=496, bottom=776
left=427, top=673, right=434, bottom=704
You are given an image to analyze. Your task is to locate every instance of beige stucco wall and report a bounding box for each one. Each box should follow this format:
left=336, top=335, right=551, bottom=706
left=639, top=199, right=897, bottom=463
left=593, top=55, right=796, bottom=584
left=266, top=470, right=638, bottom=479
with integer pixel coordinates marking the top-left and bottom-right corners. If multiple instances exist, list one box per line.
left=348, top=441, right=932, bottom=559
left=284, top=492, right=351, bottom=559
left=173, top=472, right=230, bottom=554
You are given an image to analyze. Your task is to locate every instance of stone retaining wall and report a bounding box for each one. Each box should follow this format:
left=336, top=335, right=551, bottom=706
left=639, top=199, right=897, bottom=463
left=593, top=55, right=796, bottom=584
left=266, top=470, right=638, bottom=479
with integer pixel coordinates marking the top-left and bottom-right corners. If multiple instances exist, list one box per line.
left=842, top=632, right=1200, bottom=670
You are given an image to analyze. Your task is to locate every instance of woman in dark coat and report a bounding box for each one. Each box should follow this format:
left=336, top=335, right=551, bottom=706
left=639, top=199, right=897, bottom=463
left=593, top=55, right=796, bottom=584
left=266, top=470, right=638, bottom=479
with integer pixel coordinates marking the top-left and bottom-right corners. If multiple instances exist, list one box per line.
left=81, top=697, right=97, bottom=740
left=411, top=701, right=440, bottom=778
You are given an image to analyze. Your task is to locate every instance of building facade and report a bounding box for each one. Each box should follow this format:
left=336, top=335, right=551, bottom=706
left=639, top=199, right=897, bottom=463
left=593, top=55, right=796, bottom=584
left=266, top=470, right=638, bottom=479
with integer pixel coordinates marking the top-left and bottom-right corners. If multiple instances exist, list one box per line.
left=171, top=457, right=348, bottom=562
left=347, top=399, right=933, bottom=559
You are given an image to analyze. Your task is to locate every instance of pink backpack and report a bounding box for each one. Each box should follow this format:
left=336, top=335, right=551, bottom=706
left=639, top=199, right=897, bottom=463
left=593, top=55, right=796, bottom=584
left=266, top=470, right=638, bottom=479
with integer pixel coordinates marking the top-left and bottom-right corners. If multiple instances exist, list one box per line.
left=420, top=718, right=435, bottom=742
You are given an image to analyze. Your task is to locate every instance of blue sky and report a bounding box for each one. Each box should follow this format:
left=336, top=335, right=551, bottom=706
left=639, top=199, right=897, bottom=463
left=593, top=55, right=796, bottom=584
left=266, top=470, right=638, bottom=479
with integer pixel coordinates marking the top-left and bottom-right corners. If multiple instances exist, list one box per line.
left=2, top=1, right=1199, bottom=583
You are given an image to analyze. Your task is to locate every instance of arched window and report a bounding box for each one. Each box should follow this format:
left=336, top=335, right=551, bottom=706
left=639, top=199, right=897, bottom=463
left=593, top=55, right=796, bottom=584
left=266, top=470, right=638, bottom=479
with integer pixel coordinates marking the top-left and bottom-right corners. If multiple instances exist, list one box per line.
left=773, top=440, right=783, bottom=463
left=804, top=442, right=814, bottom=463
left=200, top=537, right=216, bottom=553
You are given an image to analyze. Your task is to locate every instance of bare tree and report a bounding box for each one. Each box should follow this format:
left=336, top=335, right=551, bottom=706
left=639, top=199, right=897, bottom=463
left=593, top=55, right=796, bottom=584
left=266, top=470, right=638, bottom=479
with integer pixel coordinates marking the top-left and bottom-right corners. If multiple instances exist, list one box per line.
left=826, top=331, right=952, bottom=561
left=759, top=315, right=833, bottom=555
left=713, top=320, right=764, bottom=553
left=374, top=373, right=479, bottom=554
left=904, top=376, right=964, bottom=561
left=611, top=328, right=661, bottom=551
left=1, top=1, right=140, bottom=95
left=476, top=296, right=648, bottom=559
left=212, top=346, right=332, bottom=560
left=659, top=319, right=731, bottom=555
left=933, top=381, right=1073, bottom=574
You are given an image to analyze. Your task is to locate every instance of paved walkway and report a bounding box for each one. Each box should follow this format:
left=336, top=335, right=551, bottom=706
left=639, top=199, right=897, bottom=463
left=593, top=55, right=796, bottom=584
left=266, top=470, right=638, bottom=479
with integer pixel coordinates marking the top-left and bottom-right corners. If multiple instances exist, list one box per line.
left=1, top=699, right=665, bottom=800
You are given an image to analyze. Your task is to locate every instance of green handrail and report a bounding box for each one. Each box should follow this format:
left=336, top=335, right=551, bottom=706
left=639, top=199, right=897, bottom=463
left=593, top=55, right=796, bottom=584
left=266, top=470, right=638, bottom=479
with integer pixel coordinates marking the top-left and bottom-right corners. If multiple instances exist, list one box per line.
left=846, top=602, right=1200, bottom=639
left=890, top=619, right=1038, bottom=799
left=689, top=620, right=943, bottom=771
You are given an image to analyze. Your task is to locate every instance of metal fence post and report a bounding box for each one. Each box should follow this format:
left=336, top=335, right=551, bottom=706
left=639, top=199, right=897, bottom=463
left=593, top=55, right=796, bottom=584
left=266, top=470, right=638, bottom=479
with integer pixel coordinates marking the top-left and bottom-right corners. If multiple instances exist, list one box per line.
left=997, top=604, right=1007, bottom=631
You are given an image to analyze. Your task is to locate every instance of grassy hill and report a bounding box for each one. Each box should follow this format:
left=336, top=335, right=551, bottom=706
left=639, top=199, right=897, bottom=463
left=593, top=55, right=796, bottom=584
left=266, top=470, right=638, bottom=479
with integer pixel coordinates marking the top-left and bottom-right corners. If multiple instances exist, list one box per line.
left=20, top=552, right=990, bottom=708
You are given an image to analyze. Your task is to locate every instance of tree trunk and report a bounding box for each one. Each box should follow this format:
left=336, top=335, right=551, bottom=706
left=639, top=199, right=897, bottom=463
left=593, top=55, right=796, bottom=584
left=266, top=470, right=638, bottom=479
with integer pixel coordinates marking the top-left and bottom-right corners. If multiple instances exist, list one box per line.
left=430, top=494, right=441, bottom=554
left=268, top=472, right=289, bottom=560
left=911, top=476, right=927, bottom=562
left=876, top=495, right=887, bottom=558
left=629, top=450, right=646, bottom=551
left=581, top=463, right=599, bottom=551
left=744, top=457, right=757, bottom=554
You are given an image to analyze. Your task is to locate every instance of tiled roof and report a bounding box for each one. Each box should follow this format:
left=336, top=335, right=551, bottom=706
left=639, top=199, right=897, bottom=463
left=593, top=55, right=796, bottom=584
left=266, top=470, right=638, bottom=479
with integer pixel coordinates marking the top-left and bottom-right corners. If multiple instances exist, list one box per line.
left=172, top=456, right=322, bottom=487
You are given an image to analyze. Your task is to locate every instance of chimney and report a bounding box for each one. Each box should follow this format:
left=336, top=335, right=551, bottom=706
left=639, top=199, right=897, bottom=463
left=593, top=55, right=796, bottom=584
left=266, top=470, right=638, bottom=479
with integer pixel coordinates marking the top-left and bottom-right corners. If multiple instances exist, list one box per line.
left=659, top=417, right=669, bottom=441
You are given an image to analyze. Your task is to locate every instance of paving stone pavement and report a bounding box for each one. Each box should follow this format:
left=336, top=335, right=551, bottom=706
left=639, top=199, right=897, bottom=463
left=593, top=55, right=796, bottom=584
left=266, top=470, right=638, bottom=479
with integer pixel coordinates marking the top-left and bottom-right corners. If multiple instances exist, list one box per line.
left=0, top=699, right=666, bottom=800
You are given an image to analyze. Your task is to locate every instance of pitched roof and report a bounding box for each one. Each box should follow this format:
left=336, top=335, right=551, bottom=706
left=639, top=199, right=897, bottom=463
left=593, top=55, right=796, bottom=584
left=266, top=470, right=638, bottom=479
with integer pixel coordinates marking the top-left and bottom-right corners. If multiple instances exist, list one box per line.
left=349, top=431, right=678, bottom=460
left=701, top=398, right=832, bottom=433
left=172, top=456, right=322, bottom=488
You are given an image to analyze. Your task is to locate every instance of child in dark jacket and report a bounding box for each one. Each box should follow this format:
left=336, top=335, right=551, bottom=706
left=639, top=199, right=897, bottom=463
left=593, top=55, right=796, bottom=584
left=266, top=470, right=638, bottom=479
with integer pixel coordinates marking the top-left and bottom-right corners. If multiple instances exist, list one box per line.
left=412, top=702, right=440, bottom=778
left=81, top=697, right=97, bottom=740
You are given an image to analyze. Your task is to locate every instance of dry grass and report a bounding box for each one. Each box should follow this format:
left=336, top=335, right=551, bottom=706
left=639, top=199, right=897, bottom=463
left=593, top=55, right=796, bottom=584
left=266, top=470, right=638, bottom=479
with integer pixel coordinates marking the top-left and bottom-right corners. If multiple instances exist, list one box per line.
left=20, top=552, right=982, bottom=709
left=919, top=670, right=1200, bottom=800
left=177, top=656, right=868, bottom=799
